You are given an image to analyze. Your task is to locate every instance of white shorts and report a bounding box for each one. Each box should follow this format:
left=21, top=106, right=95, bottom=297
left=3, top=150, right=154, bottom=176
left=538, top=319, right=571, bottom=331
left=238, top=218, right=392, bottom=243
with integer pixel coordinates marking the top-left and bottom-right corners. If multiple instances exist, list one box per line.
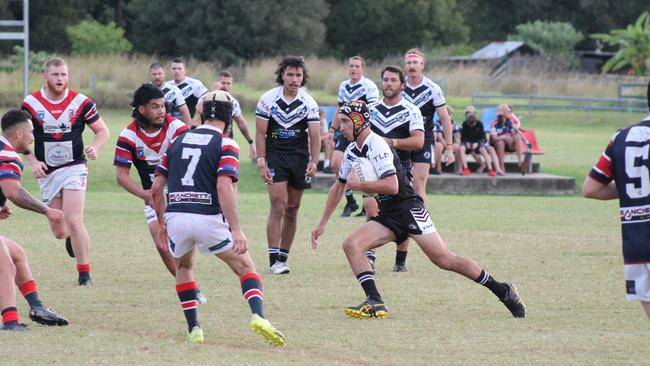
left=165, top=212, right=234, bottom=258
left=624, top=263, right=650, bottom=301
left=144, top=205, right=157, bottom=224
left=38, top=164, right=88, bottom=205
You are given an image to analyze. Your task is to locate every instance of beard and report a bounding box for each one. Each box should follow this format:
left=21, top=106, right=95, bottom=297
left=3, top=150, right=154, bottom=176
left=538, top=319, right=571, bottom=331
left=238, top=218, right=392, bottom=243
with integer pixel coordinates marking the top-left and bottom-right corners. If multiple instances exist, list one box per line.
left=46, top=80, right=68, bottom=95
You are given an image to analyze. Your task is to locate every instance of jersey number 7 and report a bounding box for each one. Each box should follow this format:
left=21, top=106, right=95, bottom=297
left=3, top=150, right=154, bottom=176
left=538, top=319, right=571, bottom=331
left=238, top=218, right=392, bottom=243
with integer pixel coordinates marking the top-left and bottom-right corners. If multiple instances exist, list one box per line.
left=181, top=147, right=202, bottom=186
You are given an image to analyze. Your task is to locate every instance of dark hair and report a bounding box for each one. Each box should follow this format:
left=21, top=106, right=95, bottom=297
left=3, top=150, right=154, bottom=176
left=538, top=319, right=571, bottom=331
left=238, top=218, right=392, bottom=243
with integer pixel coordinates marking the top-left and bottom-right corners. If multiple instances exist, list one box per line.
left=275, top=56, right=308, bottom=86
left=171, top=57, right=184, bottom=65
left=1, top=109, right=31, bottom=132
left=131, top=84, right=165, bottom=128
left=381, top=65, right=406, bottom=84
left=149, top=62, right=164, bottom=70
left=217, top=70, right=233, bottom=78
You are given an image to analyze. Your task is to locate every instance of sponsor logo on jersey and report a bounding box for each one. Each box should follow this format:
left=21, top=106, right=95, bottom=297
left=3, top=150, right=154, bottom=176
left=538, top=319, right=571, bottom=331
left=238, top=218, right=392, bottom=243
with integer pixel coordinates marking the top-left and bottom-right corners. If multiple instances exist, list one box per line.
left=168, top=191, right=212, bottom=205
left=620, top=204, right=650, bottom=221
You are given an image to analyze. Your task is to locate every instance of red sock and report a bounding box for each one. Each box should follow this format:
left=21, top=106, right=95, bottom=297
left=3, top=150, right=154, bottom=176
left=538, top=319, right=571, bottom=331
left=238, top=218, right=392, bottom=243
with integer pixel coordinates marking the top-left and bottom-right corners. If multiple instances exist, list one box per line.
left=19, top=280, right=37, bottom=297
left=1, top=307, right=19, bottom=324
left=77, top=263, right=90, bottom=273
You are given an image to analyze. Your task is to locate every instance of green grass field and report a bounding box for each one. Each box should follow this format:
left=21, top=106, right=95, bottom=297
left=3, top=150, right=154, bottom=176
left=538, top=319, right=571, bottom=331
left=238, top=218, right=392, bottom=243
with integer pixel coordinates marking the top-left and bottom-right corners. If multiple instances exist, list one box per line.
left=1, top=108, right=649, bottom=365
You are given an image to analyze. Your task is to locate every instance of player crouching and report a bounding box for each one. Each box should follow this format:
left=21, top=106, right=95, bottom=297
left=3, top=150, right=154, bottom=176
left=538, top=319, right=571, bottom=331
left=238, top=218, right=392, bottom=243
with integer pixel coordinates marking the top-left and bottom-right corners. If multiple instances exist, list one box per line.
left=151, top=91, right=285, bottom=345
left=311, top=101, right=526, bottom=320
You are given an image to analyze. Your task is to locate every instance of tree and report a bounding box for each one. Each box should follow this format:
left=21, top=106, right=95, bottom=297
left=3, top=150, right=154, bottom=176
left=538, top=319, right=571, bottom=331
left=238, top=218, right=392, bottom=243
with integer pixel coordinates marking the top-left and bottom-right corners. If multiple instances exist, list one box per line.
left=66, top=20, right=133, bottom=55
left=592, top=11, right=650, bottom=76
left=324, top=0, right=469, bottom=60
left=126, top=0, right=328, bottom=64
left=508, top=21, right=583, bottom=65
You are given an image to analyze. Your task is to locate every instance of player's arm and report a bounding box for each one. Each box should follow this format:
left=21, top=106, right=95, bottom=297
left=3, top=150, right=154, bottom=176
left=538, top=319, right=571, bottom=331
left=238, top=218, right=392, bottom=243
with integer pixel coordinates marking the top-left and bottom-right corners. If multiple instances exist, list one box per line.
left=347, top=172, right=399, bottom=196
left=150, top=173, right=168, bottom=248
left=217, top=175, right=247, bottom=254
left=436, top=104, right=454, bottom=164
left=22, top=150, right=48, bottom=178
left=583, top=176, right=618, bottom=200
left=311, top=179, right=346, bottom=249
left=255, top=117, right=272, bottom=183
left=178, top=104, right=193, bottom=127
left=86, top=117, right=110, bottom=160
left=306, top=122, right=321, bottom=176
left=115, top=166, right=150, bottom=204
left=0, top=179, right=67, bottom=238
left=385, top=130, right=424, bottom=151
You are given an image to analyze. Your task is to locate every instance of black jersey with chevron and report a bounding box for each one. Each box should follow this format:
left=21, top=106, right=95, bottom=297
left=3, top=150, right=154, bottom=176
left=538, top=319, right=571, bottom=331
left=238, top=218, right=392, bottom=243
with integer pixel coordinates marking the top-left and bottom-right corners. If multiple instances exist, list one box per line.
left=402, top=77, right=445, bottom=141
left=256, top=86, right=320, bottom=155
left=337, top=77, right=379, bottom=106
left=369, top=98, right=424, bottom=161
left=338, top=133, right=418, bottom=211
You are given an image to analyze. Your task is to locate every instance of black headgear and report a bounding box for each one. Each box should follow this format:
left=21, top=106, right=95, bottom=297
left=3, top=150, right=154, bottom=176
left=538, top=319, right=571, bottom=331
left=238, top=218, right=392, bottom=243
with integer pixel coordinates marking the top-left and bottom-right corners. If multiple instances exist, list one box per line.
left=202, top=90, right=233, bottom=129
left=339, top=100, right=370, bottom=141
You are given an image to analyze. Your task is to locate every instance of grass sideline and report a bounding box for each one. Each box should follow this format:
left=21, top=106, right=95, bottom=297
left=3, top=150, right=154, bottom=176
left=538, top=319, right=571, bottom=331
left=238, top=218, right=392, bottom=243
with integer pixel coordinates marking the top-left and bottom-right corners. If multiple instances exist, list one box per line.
left=0, top=108, right=648, bottom=364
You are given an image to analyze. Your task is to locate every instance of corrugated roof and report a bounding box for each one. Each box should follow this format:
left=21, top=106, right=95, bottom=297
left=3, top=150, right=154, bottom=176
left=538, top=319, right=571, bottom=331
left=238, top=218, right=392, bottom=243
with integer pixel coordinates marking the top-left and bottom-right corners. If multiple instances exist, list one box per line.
left=471, top=41, right=526, bottom=59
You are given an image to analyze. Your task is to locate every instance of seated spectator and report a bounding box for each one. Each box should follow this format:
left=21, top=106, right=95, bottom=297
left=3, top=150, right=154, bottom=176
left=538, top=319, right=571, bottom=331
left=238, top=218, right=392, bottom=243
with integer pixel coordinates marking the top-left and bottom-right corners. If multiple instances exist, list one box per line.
left=489, top=103, right=521, bottom=130
left=459, top=106, right=496, bottom=176
left=489, top=104, right=523, bottom=173
left=320, top=108, right=334, bottom=173
left=433, top=106, right=461, bottom=174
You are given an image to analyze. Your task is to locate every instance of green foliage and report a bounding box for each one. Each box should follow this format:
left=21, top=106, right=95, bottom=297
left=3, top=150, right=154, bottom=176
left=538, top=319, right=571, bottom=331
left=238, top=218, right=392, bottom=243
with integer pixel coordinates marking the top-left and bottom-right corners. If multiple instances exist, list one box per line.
left=0, top=46, right=54, bottom=73
left=508, top=20, right=583, bottom=66
left=592, top=11, right=650, bottom=76
left=127, top=0, right=328, bottom=65
left=325, top=0, right=469, bottom=60
left=66, top=20, right=133, bottom=55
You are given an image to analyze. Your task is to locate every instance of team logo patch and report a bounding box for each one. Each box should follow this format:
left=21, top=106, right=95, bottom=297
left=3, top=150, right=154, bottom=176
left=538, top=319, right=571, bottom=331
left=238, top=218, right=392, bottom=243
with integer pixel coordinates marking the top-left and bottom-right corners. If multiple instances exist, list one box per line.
left=68, top=109, right=76, bottom=119
left=626, top=280, right=636, bottom=295
left=136, top=146, right=144, bottom=158
left=37, top=110, right=45, bottom=121
left=409, top=207, right=435, bottom=234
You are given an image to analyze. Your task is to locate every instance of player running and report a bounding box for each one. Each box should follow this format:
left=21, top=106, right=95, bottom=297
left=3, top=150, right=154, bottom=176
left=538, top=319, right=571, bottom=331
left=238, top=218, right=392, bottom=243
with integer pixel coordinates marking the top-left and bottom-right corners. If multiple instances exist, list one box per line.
left=311, top=100, right=526, bottom=320
left=0, top=109, right=69, bottom=331
left=151, top=90, right=285, bottom=345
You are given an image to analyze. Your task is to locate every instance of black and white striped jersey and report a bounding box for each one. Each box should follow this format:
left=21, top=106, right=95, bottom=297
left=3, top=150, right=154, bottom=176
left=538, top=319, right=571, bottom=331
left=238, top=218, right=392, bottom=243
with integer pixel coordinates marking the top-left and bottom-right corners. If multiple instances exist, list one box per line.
left=160, top=83, right=186, bottom=120
left=369, top=98, right=424, bottom=162
left=255, top=86, right=320, bottom=155
left=337, top=77, right=379, bottom=107
left=402, top=77, right=445, bottom=141
left=166, top=77, right=208, bottom=118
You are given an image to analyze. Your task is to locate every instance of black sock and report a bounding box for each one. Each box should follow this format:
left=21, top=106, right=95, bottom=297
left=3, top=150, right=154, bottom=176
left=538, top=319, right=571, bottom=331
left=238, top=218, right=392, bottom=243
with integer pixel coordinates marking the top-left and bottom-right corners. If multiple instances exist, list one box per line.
left=345, top=189, right=356, bottom=204
left=268, top=247, right=279, bottom=267
left=356, top=271, right=382, bottom=302
left=395, top=250, right=407, bottom=266
left=277, top=248, right=289, bottom=263
left=176, top=282, right=199, bottom=332
left=475, top=270, right=508, bottom=299
left=365, top=250, right=376, bottom=261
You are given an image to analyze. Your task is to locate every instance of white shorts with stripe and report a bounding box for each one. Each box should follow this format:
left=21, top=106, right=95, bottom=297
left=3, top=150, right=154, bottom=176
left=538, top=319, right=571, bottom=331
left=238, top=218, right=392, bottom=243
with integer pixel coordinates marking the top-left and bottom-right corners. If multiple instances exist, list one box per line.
left=165, top=212, right=234, bottom=258
left=38, top=164, right=88, bottom=205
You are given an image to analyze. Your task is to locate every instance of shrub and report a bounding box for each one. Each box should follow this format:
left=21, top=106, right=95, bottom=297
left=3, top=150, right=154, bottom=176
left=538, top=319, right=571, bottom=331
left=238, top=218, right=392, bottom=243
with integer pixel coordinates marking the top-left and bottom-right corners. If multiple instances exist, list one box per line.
left=66, top=21, right=133, bottom=56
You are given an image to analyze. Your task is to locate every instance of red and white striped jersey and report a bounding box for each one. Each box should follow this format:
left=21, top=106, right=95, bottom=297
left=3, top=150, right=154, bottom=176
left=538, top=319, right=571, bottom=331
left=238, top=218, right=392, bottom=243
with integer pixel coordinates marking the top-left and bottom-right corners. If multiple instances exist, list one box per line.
left=21, top=88, right=100, bottom=173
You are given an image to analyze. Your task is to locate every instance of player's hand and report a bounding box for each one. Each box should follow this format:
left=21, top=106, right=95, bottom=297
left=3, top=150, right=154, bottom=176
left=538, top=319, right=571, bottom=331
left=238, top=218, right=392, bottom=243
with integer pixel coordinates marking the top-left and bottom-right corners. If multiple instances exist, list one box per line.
left=0, top=205, right=11, bottom=220
left=249, top=144, right=257, bottom=161
left=85, top=145, right=98, bottom=160
left=443, top=148, right=455, bottom=166
left=259, top=166, right=273, bottom=184
left=31, top=160, right=48, bottom=178
left=231, top=229, right=248, bottom=255
left=142, top=189, right=152, bottom=206
left=310, top=225, right=325, bottom=249
left=305, top=161, right=317, bottom=177
left=346, top=168, right=361, bottom=191
left=46, top=208, right=68, bottom=239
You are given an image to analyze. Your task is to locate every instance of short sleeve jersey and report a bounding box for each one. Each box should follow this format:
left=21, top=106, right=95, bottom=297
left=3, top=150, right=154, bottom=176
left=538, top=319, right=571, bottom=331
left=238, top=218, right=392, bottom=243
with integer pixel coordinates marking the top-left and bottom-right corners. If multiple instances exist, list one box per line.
left=369, top=98, right=424, bottom=162
left=255, top=86, right=320, bottom=155
left=0, top=137, right=23, bottom=207
left=402, top=77, right=446, bottom=142
left=337, top=77, right=379, bottom=107
left=156, top=125, right=239, bottom=215
left=166, top=77, right=208, bottom=118
left=589, top=116, right=650, bottom=263
left=338, top=132, right=419, bottom=211
left=161, top=83, right=186, bottom=120
left=114, top=115, right=188, bottom=189
left=21, top=88, right=100, bottom=173
left=460, top=120, right=487, bottom=144
left=223, top=96, right=243, bottom=138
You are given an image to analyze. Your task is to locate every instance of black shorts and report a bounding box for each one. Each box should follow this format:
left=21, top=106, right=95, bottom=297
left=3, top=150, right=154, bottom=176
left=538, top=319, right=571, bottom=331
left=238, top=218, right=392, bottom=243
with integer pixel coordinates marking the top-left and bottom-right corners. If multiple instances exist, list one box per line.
left=369, top=198, right=436, bottom=243
left=334, top=132, right=351, bottom=152
left=463, top=141, right=489, bottom=154
left=410, top=140, right=435, bottom=164
left=266, top=150, right=311, bottom=190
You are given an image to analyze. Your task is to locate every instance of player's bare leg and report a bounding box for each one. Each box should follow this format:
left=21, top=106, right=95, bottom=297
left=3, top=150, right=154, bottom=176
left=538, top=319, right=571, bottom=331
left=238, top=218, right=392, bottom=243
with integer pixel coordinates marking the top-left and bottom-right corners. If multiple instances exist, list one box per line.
left=641, top=301, right=650, bottom=319
left=59, top=190, right=92, bottom=286
left=276, top=185, right=303, bottom=269
left=362, top=196, right=379, bottom=269
left=410, top=231, right=526, bottom=317
left=6, top=237, right=68, bottom=326
left=148, top=221, right=176, bottom=276
left=217, top=248, right=285, bottom=346
left=342, top=221, right=395, bottom=318
left=266, top=181, right=289, bottom=273
left=174, top=249, right=203, bottom=343
left=0, top=237, right=25, bottom=331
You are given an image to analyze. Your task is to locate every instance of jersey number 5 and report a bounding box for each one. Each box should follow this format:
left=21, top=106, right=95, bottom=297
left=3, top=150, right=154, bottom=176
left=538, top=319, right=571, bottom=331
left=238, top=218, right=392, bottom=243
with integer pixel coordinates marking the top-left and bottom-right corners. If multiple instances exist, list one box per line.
left=181, top=147, right=201, bottom=186
left=625, top=145, right=650, bottom=199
